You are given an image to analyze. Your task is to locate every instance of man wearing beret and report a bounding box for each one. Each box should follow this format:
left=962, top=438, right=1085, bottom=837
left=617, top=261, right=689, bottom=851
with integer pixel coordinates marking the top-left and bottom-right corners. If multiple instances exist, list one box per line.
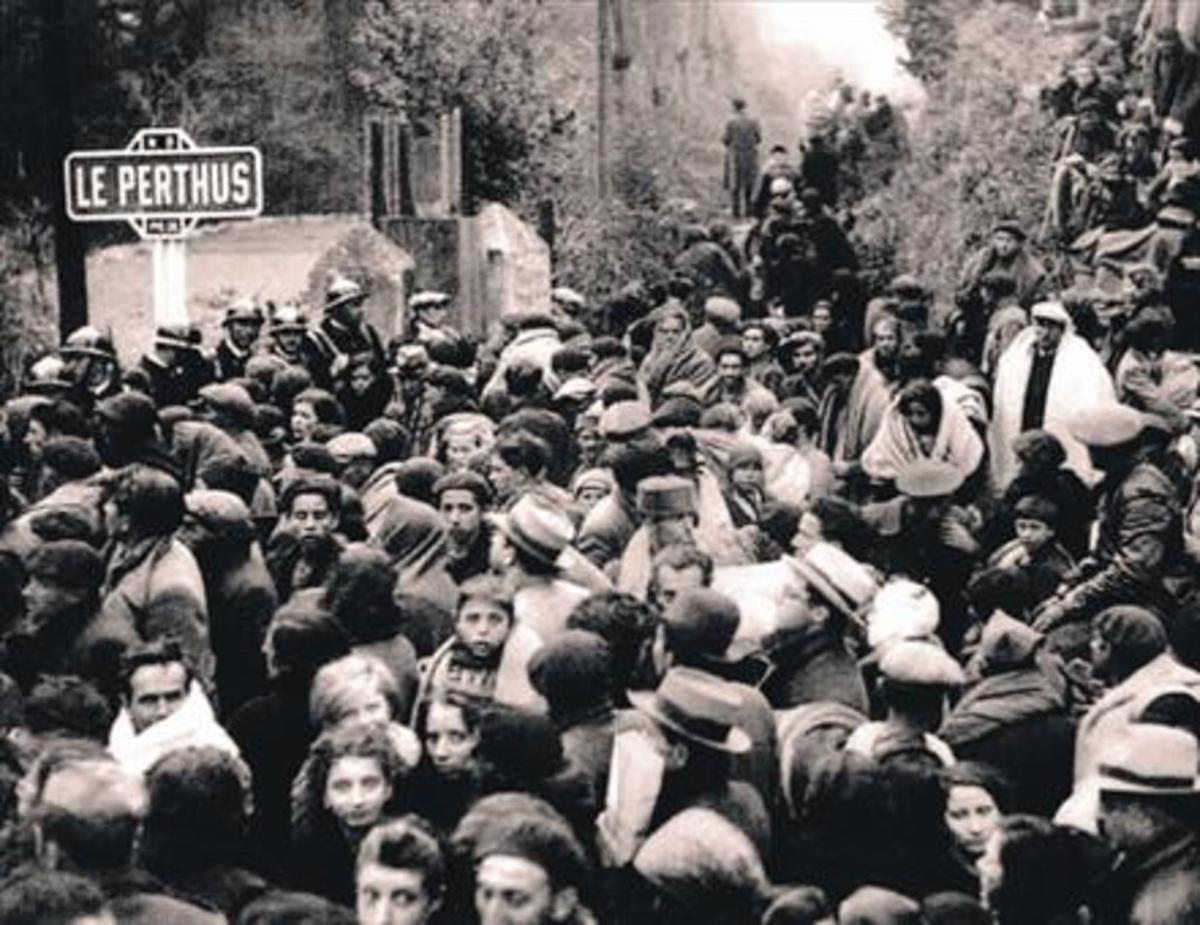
left=955, top=219, right=1047, bottom=324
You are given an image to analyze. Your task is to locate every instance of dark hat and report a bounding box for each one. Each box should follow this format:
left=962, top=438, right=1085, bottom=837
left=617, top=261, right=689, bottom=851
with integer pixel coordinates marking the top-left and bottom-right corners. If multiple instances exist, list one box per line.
left=490, top=494, right=574, bottom=568
left=896, top=459, right=964, bottom=498
left=1014, top=494, right=1058, bottom=526
left=1093, top=605, right=1167, bottom=659
left=663, top=588, right=741, bottom=660
left=527, top=630, right=612, bottom=708
left=713, top=336, right=747, bottom=361
left=96, top=391, right=158, bottom=433
left=637, top=475, right=696, bottom=518
left=821, top=352, right=861, bottom=379
left=434, top=469, right=493, bottom=507
left=154, top=324, right=202, bottom=353
left=628, top=666, right=751, bottom=753
left=184, top=489, right=253, bottom=546
left=198, top=382, right=255, bottom=426
left=40, top=437, right=101, bottom=480
left=992, top=219, right=1026, bottom=240
left=27, top=540, right=104, bottom=592
left=651, top=396, right=704, bottom=428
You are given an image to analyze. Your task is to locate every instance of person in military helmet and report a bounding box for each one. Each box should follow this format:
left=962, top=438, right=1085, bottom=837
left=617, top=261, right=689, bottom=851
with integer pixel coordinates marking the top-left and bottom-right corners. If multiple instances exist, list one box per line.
left=60, top=325, right=122, bottom=409
left=134, top=324, right=212, bottom=408
left=268, top=301, right=332, bottom=387
left=214, top=295, right=265, bottom=381
left=311, top=274, right=386, bottom=384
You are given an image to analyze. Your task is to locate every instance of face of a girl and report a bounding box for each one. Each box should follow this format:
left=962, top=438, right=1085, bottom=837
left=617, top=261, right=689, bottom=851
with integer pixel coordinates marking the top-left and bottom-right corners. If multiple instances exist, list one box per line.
left=732, top=463, right=764, bottom=492
left=903, top=400, right=935, bottom=435
left=946, top=784, right=1000, bottom=858
left=291, top=401, right=318, bottom=441
left=325, top=755, right=390, bottom=831
left=424, top=701, right=478, bottom=775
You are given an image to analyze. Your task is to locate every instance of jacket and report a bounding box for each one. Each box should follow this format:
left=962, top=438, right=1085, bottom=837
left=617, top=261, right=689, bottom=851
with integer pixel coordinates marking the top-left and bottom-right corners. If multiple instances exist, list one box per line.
left=1057, top=456, right=1184, bottom=624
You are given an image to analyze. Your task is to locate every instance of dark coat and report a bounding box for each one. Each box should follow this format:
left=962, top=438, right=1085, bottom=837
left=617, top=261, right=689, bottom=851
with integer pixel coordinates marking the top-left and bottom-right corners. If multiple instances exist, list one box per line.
left=1099, top=835, right=1200, bottom=925
left=97, top=869, right=226, bottom=925
left=575, top=491, right=638, bottom=569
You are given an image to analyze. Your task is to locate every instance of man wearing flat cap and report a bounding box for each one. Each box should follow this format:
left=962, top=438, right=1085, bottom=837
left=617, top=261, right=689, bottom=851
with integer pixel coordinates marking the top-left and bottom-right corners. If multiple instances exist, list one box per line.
left=956, top=219, right=1047, bottom=322
left=1033, top=406, right=1185, bottom=644
left=990, top=299, right=1115, bottom=489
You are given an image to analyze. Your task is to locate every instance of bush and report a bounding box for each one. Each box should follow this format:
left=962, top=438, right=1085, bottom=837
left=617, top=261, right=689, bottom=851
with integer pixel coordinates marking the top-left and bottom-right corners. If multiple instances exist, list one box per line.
left=860, top=4, right=1071, bottom=310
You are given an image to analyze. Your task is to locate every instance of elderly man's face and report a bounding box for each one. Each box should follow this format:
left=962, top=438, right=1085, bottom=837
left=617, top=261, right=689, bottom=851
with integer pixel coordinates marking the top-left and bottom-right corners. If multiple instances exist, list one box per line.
left=126, top=662, right=188, bottom=734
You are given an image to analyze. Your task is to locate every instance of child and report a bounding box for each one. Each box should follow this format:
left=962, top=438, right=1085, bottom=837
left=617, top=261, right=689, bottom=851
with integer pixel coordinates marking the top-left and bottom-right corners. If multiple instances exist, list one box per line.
left=417, top=574, right=544, bottom=713
left=987, top=494, right=1075, bottom=608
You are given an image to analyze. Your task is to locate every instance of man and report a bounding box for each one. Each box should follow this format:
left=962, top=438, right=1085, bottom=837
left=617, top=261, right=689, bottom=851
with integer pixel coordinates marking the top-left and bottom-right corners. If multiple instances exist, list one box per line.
left=472, top=810, right=596, bottom=925
left=751, top=144, right=798, bottom=220
left=135, top=324, right=212, bottom=408
left=989, top=300, right=1115, bottom=489
left=781, top=331, right=825, bottom=406
left=179, top=489, right=276, bottom=716
left=649, top=544, right=713, bottom=611
left=267, top=474, right=344, bottom=601
left=617, top=476, right=700, bottom=597
left=266, top=302, right=330, bottom=387
left=60, top=325, right=121, bottom=408
left=1033, top=407, right=1184, bottom=642
left=742, top=321, right=784, bottom=393
left=0, top=870, right=116, bottom=925
left=107, top=639, right=239, bottom=775
left=1068, top=605, right=1200, bottom=787
left=482, top=313, right=565, bottom=403
left=713, top=338, right=778, bottom=418
left=357, top=816, right=445, bottom=925
left=800, top=132, right=839, bottom=208
left=656, top=588, right=779, bottom=812
left=723, top=97, right=761, bottom=219
left=620, top=666, right=769, bottom=859
left=31, top=756, right=224, bottom=923
left=408, top=291, right=457, bottom=347
left=490, top=493, right=590, bottom=642
left=575, top=439, right=667, bottom=571
left=390, top=344, right=436, bottom=455
left=956, top=220, right=1047, bottom=316
left=1094, top=726, right=1200, bottom=924
left=3, top=540, right=104, bottom=691
left=213, top=296, right=265, bottom=382
left=434, top=470, right=493, bottom=584
left=693, top=297, right=742, bottom=359
left=312, top=274, right=387, bottom=383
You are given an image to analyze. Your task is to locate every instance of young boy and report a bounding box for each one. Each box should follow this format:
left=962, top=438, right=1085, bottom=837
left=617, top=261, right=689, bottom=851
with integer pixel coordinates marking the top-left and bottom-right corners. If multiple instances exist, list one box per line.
left=987, top=494, right=1075, bottom=609
left=418, top=574, right=544, bottom=712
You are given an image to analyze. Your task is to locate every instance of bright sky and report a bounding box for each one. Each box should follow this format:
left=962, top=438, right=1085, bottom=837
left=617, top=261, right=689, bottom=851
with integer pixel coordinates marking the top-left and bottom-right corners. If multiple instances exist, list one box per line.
left=747, top=0, right=924, bottom=104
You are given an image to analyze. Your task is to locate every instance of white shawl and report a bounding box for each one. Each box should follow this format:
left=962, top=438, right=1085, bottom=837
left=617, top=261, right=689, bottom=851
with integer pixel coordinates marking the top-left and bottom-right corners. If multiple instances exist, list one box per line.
left=989, top=328, right=1116, bottom=491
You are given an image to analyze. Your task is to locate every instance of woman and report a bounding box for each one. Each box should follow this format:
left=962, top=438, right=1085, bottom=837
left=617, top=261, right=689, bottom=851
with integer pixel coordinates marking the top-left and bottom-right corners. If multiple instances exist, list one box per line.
left=290, top=723, right=403, bottom=905
left=334, top=352, right=393, bottom=431
left=406, top=694, right=486, bottom=834
left=571, top=467, right=615, bottom=514
left=372, top=498, right=458, bottom=618
left=640, top=304, right=719, bottom=405
left=290, top=387, right=344, bottom=444
left=861, top=379, right=984, bottom=487
left=935, top=762, right=1008, bottom=897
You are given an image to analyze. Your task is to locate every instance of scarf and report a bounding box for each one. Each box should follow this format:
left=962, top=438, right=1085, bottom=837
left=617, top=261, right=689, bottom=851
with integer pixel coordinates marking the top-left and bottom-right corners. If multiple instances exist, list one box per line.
left=639, top=317, right=719, bottom=402
left=861, top=381, right=984, bottom=482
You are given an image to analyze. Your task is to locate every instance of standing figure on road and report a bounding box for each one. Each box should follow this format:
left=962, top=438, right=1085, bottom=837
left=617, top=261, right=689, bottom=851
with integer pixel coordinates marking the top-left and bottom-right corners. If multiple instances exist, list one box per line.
left=723, top=97, right=761, bottom=220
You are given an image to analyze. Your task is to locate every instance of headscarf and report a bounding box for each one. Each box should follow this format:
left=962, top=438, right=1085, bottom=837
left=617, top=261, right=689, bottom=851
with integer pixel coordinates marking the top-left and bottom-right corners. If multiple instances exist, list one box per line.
left=639, top=304, right=719, bottom=403
left=862, top=380, right=984, bottom=483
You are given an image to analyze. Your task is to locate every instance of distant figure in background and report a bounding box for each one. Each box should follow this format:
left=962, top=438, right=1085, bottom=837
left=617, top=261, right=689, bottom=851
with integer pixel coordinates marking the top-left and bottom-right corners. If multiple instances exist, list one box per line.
left=723, top=97, right=761, bottom=219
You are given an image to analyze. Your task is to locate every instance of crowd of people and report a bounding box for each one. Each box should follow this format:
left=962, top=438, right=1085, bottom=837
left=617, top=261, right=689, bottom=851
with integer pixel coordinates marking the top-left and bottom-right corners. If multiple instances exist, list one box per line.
left=5, top=4, right=1200, bottom=925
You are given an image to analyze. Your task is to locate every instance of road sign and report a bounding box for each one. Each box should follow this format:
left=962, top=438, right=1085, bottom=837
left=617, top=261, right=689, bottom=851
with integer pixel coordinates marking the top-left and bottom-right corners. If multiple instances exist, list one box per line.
left=65, top=128, right=263, bottom=240
left=63, top=128, right=263, bottom=328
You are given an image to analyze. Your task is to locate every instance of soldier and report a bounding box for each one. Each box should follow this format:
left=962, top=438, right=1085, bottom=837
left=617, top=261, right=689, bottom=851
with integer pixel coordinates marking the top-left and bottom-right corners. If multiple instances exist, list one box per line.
left=214, top=295, right=265, bottom=381
left=133, top=324, right=212, bottom=408
left=267, top=301, right=332, bottom=387
left=311, top=275, right=386, bottom=383
left=60, top=325, right=122, bottom=409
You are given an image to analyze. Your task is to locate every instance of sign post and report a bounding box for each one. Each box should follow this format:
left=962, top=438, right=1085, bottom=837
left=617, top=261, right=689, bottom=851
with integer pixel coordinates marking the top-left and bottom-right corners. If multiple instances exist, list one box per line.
left=64, top=128, right=263, bottom=328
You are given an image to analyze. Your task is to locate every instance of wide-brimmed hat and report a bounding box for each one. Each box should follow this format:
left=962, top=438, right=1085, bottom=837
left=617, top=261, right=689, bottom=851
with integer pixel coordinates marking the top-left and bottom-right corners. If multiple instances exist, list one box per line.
left=790, top=542, right=879, bottom=620
left=628, top=666, right=751, bottom=754
left=1069, top=404, right=1166, bottom=448
left=1098, top=725, right=1200, bottom=796
left=490, top=494, right=574, bottom=569
left=325, top=275, right=367, bottom=312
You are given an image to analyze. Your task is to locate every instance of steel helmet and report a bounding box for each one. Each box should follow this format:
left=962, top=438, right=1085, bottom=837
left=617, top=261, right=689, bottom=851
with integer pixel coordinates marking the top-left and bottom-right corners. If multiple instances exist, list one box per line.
left=325, top=274, right=367, bottom=313
left=61, top=325, right=116, bottom=360
left=222, top=295, right=265, bottom=327
left=270, top=301, right=309, bottom=334
left=24, top=354, right=72, bottom=395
